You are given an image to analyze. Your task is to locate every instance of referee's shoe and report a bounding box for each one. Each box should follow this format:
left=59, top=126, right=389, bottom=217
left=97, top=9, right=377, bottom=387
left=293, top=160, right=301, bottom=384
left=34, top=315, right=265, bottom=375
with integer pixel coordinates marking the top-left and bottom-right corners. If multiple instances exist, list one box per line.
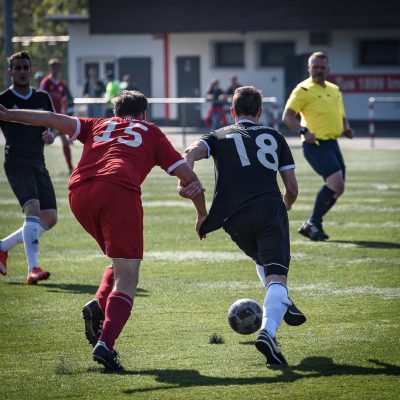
left=298, top=220, right=327, bottom=241
left=255, top=330, right=288, bottom=365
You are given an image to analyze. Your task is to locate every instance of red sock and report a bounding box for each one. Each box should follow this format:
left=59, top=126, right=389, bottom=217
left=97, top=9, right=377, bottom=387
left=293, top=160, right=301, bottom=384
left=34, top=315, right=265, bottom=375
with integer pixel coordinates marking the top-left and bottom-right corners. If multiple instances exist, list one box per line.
left=99, top=291, right=133, bottom=349
left=62, top=143, right=73, bottom=171
left=96, top=265, right=114, bottom=313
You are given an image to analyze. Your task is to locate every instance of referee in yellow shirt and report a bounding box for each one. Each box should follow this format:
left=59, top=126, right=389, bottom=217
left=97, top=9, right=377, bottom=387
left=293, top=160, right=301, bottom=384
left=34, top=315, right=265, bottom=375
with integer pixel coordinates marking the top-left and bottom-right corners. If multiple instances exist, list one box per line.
left=282, top=52, right=354, bottom=241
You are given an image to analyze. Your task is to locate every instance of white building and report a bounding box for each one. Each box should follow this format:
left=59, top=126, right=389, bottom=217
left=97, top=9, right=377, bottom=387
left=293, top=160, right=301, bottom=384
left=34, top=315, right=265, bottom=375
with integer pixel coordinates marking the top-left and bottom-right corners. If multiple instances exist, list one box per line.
left=52, top=1, right=400, bottom=133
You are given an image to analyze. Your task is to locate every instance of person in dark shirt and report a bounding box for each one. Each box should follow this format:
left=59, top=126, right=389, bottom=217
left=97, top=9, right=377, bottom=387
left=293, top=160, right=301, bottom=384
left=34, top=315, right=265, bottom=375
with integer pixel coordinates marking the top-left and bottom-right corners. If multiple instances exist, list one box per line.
left=204, top=78, right=227, bottom=130
left=0, top=51, right=57, bottom=284
left=83, top=67, right=106, bottom=118
left=179, top=86, right=305, bottom=366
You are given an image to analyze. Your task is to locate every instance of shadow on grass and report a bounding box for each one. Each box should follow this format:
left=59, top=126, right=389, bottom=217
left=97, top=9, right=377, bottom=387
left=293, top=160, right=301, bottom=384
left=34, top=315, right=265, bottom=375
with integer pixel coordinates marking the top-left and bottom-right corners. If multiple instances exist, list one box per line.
left=329, top=240, right=400, bottom=249
left=120, top=357, right=400, bottom=394
left=6, top=281, right=149, bottom=296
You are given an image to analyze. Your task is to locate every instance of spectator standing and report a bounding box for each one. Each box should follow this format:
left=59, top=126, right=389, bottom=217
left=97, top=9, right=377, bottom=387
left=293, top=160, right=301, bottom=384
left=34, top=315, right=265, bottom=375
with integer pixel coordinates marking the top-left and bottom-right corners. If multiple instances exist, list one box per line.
left=104, top=71, right=121, bottom=117
left=83, top=68, right=106, bottom=117
left=225, top=75, right=242, bottom=123
left=225, top=75, right=242, bottom=97
left=40, top=58, right=74, bottom=174
left=204, top=78, right=227, bottom=130
left=0, top=51, right=57, bottom=284
left=120, top=74, right=139, bottom=91
left=282, top=51, right=354, bottom=241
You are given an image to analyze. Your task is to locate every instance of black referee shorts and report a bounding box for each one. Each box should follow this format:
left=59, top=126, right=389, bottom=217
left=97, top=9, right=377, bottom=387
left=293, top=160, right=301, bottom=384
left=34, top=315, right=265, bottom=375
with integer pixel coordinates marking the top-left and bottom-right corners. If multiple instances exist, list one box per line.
left=223, top=200, right=290, bottom=276
left=303, top=139, right=346, bottom=180
left=4, top=157, right=57, bottom=210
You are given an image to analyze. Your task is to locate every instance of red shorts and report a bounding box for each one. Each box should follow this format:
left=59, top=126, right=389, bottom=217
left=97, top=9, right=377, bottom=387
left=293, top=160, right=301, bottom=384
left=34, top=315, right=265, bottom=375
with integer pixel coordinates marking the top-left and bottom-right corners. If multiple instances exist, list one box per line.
left=69, top=180, right=143, bottom=259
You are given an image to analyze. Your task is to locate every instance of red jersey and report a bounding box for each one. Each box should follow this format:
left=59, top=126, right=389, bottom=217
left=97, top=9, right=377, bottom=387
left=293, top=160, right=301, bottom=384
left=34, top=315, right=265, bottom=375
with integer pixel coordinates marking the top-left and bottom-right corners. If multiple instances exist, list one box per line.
left=39, top=76, right=67, bottom=113
left=67, top=117, right=185, bottom=193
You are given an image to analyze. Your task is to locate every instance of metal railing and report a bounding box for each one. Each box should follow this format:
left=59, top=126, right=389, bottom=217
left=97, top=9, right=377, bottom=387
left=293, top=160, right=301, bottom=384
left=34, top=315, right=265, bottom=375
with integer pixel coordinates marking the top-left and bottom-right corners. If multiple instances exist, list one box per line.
left=368, top=96, right=400, bottom=148
left=73, top=96, right=279, bottom=146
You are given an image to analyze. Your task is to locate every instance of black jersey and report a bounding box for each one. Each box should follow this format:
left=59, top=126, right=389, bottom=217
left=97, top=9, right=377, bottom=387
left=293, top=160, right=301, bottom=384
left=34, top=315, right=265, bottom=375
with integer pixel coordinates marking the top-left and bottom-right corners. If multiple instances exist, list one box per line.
left=0, top=87, right=54, bottom=160
left=199, top=121, right=295, bottom=236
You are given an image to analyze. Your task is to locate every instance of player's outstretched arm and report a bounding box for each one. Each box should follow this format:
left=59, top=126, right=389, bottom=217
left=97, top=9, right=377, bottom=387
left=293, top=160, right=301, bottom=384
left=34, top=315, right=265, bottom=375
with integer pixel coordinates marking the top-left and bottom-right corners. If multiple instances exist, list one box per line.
left=0, top=105, right=77, bottom=136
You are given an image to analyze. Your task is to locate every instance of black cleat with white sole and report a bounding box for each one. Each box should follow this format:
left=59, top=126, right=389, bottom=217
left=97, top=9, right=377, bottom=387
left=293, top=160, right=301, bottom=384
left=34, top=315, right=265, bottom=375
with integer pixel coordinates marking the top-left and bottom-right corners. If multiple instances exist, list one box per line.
left=284, top=298, right=307, bottom=326
left=255, top=329, right=288, bottom=366
left=82, top=299, right=105, bottom=347
left=92, top=342, right=124, bottom=371
left=298, top=221, right=326, bottom=241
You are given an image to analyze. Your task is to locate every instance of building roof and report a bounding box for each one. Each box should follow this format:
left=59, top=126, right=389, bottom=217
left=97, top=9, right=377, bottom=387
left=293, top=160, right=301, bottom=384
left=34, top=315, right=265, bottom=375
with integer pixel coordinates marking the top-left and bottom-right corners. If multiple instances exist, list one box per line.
left=88, top=0, right=400, bottom=34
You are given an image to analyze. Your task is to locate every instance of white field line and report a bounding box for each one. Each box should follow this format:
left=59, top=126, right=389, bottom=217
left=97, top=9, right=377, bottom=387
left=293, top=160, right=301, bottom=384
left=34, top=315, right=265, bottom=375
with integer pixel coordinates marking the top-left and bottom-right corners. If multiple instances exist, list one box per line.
left=291, top=283, right=400, bottom=299
left=289, top=220, right=400, bottom=228
left=292, top=204, right=400, bottom=212
left=8, top=247, right=397, bottom=298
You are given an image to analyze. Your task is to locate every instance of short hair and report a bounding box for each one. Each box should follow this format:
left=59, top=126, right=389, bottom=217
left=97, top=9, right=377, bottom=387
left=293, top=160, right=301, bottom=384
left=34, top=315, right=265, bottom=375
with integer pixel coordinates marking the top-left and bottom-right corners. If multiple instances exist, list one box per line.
left=232, top=86, right=262, bottom=117
left=308, top=51, right=329, bottom=65
left=113, top=90, right=148, bottom=117
left=8, top=51, right=31, bottom=69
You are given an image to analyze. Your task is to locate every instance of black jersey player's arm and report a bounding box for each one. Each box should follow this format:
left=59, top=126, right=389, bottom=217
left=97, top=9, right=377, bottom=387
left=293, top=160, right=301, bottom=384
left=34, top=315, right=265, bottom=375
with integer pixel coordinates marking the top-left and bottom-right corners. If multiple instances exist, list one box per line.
left=279, top=168, right=298, bottom=211
left=182, top=140, right=208, bottom=168
left=0, top=105, right=77, bottom=137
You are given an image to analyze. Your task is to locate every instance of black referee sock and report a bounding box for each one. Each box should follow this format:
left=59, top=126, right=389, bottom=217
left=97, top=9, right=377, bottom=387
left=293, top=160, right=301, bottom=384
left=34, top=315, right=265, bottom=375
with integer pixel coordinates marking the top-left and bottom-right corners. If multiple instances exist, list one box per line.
left=310, top=185, right=336, bottom=225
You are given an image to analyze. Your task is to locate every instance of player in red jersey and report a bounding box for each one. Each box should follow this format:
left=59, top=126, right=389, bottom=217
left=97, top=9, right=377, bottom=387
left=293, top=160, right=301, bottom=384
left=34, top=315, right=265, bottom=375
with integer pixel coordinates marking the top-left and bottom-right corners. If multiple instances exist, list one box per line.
left=0, top=90, right=207, bottom=371
left=40, top=58, right=74, bottom=173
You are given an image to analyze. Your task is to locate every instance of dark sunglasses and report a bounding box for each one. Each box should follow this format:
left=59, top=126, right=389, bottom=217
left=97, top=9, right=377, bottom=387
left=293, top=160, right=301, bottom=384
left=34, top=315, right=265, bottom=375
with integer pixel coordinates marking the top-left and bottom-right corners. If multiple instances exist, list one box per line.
left=12, top=65, right=30, bottom=71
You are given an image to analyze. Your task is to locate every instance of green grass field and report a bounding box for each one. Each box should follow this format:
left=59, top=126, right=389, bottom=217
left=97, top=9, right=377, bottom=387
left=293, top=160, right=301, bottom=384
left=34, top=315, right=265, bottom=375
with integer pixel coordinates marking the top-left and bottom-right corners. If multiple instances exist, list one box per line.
left=0, top=139, right=399, bottom=400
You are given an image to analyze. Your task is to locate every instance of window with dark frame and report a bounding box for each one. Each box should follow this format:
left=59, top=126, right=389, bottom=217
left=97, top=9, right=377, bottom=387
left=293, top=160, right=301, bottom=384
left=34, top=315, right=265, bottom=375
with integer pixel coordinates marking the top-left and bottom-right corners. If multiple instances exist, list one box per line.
left=214, top=42, right=244, bottom=67
left=105, top=62, right=116, bottom=76
left=259, top=42, right=295, bottom=67
left=359, top=40, right=400, bottom=66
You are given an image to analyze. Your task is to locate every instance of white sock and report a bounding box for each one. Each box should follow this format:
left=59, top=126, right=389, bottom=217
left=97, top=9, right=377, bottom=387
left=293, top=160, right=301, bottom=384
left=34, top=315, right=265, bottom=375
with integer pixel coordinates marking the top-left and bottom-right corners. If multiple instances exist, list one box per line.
left=261, top=282, right=290, bottom=338
left=22, top=216, right=42, bottom=272
left=0, top=227, right=24, bottom=251
left=1, top=223, right=47, bottom=252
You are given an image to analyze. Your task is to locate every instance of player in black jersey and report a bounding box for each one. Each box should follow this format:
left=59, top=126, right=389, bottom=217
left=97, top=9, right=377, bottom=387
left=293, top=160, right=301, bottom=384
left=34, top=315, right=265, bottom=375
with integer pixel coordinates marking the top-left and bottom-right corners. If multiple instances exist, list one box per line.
left=179, top=86, right=304, bottom=366
left=0, top=51, right=57, bottom=284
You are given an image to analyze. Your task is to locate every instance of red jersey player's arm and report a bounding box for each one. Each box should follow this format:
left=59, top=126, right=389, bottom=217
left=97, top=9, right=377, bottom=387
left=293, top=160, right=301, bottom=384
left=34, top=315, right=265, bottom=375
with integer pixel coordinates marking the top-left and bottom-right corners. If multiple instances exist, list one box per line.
left=0, top=105, right=77, bottom=137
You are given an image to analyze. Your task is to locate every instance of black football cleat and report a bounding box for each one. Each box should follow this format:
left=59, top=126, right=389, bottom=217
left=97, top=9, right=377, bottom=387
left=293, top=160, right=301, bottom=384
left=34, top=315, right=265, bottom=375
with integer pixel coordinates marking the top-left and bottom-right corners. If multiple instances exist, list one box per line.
left=298, top=221, right=326, bottom=241
left=92, top=342, right=124, bottom=372
left=284, top=298, right=307, bottom=326
left=316, top=223, right=329, bottom=240
left=82, top=299, right=105, bottom=347
left=255, top=329, right=288, bottom=366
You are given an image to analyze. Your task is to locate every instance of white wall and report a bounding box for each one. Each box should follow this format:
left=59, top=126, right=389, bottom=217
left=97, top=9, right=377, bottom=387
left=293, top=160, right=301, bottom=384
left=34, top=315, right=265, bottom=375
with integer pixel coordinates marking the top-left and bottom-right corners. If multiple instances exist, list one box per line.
left=67, top=23, right=400, bottom=121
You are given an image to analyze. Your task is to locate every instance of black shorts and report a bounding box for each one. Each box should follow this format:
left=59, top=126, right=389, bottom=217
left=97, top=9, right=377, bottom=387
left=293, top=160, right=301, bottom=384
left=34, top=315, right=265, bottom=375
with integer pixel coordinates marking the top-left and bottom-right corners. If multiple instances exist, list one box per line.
left=223, top=200, right=290, bottom=276
left=4, top=157, right=57, bottom=210
left=303, top=139, right=346, bottom=180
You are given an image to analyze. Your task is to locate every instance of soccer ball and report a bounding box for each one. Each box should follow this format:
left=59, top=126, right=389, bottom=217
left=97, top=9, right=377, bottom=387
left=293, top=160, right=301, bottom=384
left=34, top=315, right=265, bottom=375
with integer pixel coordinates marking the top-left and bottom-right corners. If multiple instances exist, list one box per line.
left=227, top=298, right=262, bottom=335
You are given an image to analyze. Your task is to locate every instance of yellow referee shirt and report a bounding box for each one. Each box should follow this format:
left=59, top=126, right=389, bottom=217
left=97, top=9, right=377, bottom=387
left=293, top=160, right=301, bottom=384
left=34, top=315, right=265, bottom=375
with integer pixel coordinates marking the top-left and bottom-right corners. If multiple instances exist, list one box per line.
left=285, top=77, right=346, bottom=140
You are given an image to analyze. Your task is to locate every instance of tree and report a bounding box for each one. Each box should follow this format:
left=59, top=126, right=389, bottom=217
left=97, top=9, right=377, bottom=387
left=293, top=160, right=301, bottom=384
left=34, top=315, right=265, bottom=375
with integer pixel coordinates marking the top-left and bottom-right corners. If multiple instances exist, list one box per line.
left=0, top=0, right=88, bottom=90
